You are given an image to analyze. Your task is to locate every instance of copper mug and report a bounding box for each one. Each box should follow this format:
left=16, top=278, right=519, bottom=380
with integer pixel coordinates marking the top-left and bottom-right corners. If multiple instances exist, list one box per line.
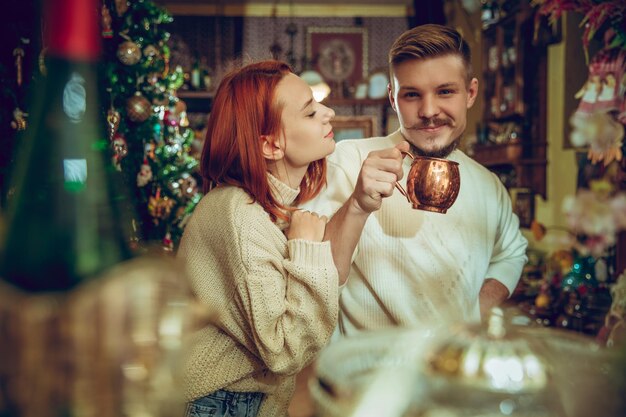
left=395, top=152, right=460, bottom=214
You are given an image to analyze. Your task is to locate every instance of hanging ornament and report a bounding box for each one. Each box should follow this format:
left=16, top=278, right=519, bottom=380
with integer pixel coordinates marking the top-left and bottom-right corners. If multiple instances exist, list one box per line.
left=38, top=47, right=47, bottom=76
left=101, top=4, right=113, bottom=38
left=137, top=159, right=153, bottom=187
left=163, top=106, right=178, bottom=127
left=106, top=107, right=120, bottom=139
left=146, top=72, right=160, bottom=86
left=111, top=133, right=128, bottom=170
left=169, top=172, right=197, bottom=199
left=180, top=173, right=198, bottom=199
left=145, top=142, right=157, bottom=159
left=114, top=0, right=128, bottom=16
left=10, top=108, right=28, bottom=130
left=126, top=92, right=152, bottom=122
left=162, top=232, right=174, bottom=252
left=143, top=44, right=159, bottom=60
left=117, top=41, right=142, bottom=66
left=173, top=99, right=190, bottom=127
left=13, top=47, right=24, bottom=87
left=148, top=188, right=175, bottom=223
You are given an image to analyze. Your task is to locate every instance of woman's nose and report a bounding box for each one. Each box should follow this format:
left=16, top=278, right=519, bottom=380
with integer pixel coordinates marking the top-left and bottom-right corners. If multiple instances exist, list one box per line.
left=324, top=105, right=335, bottom=122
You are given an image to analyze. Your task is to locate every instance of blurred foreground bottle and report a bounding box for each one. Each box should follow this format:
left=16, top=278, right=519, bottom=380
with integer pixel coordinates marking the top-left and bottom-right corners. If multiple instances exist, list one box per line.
left=0, top=0, right=132, bottom=292
left=0, top=2, right=199, bottom=417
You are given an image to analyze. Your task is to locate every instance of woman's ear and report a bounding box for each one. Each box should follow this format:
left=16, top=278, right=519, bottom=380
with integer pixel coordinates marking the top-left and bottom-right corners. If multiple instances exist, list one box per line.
left=260, top=135, right=284, bottom=160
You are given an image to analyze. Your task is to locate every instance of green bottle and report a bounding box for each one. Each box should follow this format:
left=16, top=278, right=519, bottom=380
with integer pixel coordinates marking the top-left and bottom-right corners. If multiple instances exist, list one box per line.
left=0, top=0, right=134, bottom=292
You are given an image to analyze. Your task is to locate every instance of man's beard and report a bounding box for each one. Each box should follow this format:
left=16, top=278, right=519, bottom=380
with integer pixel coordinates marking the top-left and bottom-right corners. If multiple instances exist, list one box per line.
left=410, top=136, right=461, bottom=158
left=402, top=117, right=461, bottom=158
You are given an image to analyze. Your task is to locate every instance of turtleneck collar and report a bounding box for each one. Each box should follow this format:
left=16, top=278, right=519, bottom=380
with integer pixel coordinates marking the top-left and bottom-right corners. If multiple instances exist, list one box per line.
left=267, top=172, right=300, bottom=207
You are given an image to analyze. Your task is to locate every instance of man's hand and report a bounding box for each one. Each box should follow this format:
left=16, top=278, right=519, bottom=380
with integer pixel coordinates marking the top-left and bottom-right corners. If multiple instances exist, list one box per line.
left=479, top=279, right=510, bottom=321
left=352, top=141, right=410, bottom=213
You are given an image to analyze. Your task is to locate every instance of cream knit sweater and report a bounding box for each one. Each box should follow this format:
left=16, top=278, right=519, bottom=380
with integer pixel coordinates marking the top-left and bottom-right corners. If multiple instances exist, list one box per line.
left=304, top=130, right=528, bottom=333
left=177, top=174, right=339, bottom=417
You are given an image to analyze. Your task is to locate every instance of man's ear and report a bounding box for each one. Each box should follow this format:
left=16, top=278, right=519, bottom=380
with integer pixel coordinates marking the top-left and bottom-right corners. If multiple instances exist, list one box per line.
left=387, top=83, right=397, bottom=112
left=260, top=135, right=284, bottom=160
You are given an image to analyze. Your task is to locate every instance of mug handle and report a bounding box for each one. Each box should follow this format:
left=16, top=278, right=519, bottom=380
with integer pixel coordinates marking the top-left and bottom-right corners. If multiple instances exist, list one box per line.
left=395, top=150, right=414, bottom=203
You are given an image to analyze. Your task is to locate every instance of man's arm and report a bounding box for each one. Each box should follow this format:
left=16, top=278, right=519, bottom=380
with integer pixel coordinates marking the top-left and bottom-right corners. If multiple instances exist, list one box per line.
left=479, top=278, right=510, bottom=321
left=325, top=142, right=409, bottom=284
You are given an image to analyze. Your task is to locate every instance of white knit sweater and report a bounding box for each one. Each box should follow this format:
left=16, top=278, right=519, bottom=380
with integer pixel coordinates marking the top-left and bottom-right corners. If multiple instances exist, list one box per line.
left=177, top=174, right=339, bottom=417
left=304, top=130, right=528, bottom=334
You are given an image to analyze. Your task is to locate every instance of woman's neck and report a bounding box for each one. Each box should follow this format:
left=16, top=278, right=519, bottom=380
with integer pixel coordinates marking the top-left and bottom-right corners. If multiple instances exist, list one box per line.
left=267, top=163, right=306, bottom=189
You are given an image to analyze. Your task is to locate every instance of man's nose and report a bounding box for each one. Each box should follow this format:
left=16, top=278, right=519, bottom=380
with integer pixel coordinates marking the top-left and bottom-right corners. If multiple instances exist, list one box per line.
left=418, top=95, right=439, bottom=119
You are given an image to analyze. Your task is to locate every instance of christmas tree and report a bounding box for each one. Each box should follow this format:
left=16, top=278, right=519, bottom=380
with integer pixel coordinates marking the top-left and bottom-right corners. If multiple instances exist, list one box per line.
left=102, top=0, right=201, bottom=249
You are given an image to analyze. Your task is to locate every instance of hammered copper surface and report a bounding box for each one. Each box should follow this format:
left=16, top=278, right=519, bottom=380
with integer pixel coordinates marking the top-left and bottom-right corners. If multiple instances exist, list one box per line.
left=395, top=152, right=460, bottom=214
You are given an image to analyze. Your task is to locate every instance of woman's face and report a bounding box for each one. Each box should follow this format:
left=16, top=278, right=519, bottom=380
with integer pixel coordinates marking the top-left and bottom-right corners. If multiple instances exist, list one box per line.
left=275, top=73, right=336, bottom=174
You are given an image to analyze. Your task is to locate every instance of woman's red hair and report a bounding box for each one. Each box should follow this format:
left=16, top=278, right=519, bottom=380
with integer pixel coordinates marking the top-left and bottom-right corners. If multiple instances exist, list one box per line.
left=200, top=60, right=327, bottom=223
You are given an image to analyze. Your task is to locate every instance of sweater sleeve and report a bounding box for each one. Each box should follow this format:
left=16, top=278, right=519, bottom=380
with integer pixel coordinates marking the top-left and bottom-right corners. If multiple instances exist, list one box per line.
left=486, top=175, right=529, bottom=295
left=237, top=218, right=339, bottom=376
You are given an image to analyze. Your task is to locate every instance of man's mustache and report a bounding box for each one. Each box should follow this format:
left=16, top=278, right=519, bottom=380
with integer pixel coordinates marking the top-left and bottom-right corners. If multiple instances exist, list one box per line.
left=407, top=118, right=452, bottom=129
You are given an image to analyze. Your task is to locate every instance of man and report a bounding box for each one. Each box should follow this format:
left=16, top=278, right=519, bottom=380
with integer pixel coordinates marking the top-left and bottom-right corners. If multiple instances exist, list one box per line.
left=308, top=24, right=528, bottom=334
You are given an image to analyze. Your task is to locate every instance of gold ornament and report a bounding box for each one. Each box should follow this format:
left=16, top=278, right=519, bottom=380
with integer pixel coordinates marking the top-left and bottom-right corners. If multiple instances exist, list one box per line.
left=116, top=41, right=141, bottom=66
left=114, top=0, right=128, bottom=16
left=126, top=93, right=152, bottom=123
left=143, top=45, right=159, bottom=59
left=10, top=108, right=28, bottom=131
left=106, top=108, right=120, bottom=139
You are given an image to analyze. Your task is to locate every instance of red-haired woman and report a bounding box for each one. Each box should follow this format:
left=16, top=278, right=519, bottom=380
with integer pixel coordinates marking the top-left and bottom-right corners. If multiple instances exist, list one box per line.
left=177, top=60, right=339, bottom=417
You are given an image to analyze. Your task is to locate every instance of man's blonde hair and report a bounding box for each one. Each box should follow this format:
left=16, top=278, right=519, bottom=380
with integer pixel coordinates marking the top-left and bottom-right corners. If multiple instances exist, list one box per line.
left=388, top=24, right=473, bottom=88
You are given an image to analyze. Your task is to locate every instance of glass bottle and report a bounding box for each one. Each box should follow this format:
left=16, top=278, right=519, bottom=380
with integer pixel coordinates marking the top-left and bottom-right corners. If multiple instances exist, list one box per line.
left=0, top=0, right=133, bottom=292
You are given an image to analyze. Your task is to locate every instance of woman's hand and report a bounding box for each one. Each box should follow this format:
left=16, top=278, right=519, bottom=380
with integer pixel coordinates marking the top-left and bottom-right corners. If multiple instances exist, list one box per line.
left=286, top=210, right=327, bottom=242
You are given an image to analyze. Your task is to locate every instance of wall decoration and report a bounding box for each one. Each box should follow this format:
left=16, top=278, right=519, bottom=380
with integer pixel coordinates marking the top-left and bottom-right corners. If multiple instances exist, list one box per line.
left=332, top=116, right=376, bottom=142
left=306, top=27, right=368, bottom=92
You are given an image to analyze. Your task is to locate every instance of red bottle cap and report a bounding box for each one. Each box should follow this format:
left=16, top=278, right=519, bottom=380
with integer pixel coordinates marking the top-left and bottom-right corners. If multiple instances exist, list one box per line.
left=45, top=0, right=102, bottom=61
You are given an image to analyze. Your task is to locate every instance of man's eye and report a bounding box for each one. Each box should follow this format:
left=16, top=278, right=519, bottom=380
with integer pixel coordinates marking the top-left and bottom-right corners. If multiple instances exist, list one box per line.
left=404, top=92, right=419, bottom=98
left=439, top=89, right=454, bottom=95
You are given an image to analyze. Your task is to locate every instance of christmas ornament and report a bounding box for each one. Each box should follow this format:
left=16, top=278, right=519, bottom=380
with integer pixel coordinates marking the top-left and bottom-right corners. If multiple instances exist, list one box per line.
left=101, top=4, right=113, bottom=38
left=126, top=92, right=152, bottom=122
left=148, top=189, right=175, bottom=222
left=162, top=232, right=174, bottom=252
left=143, top=45, right=159, bottom=59
left=117, top=41, right=142, bottom=66
left=561, top=255, right=597, bottom=290
left=136, top=160, right=153, bottom=187
left=163, top=107, right=178, bottom=127
left=38, top=47, right=47, bottom=76
left=170, top=173, right=197, bottom=199
left=13, top=47, right=24, bottom=87
left=180, top=174, right=198, bottom=199
left=106, top=108, right=120, bottom=139
left=111, top=133, right=128, bottom=170
left=10, top=108, right=28, bottom=130
left=114, top=0, right=128, bottom=16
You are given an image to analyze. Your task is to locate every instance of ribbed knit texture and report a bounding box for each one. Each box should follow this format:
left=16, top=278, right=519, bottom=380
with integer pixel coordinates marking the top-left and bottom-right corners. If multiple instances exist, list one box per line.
left=303, top=130, right=528, bottom=334
left=177, top=174, right=339, bottom=417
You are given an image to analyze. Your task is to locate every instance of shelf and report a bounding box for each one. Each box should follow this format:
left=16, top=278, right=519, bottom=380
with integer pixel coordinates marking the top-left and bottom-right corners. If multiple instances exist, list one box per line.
left=479, top=3, right=548, bottom=200
left=177, top=90, right=213, bottom=113
left=323, top=98, right=389, bottom=107
left=473, top=141, right=523, bottom=166
left=177, top=90, right=213, bottom=99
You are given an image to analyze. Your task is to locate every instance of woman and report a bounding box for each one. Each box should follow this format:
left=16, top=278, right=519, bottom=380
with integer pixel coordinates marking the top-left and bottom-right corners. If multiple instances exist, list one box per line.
left=177, top=60, right=338, bottom=417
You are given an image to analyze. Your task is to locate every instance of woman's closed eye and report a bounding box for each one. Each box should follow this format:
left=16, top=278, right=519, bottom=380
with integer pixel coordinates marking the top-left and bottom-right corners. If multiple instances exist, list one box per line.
left=306, top=111, right=317, bottom=118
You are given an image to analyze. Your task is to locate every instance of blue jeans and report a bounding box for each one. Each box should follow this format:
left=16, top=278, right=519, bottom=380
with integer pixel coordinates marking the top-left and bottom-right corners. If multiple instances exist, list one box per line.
left=185, top=390, right=264, bottom=417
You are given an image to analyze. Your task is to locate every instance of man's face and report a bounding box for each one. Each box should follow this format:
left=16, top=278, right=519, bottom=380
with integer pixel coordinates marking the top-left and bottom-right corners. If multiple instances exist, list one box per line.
left=388, top=55, right=478, bottom=158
